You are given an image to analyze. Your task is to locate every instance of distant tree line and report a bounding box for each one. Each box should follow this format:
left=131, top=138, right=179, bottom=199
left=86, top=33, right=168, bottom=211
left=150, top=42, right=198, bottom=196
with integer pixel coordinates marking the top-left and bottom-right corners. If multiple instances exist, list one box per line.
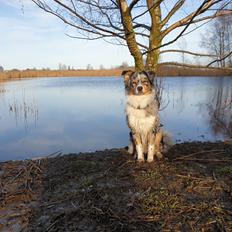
left=58, top=63, right=74, bottom=70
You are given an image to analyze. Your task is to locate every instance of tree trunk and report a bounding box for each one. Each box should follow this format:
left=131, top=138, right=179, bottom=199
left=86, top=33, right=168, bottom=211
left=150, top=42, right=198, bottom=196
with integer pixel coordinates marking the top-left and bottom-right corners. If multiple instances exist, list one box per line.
left=118, top=0, right=144, bottom=71
left=126, top=34, right=144, bottom=71
left=145, top=0, right=162, bottom=72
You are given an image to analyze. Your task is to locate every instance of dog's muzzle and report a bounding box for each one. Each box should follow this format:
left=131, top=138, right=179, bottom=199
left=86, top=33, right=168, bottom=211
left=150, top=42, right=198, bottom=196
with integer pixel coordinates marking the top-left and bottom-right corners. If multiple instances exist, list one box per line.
left=137, top=86, right=143, bottom=92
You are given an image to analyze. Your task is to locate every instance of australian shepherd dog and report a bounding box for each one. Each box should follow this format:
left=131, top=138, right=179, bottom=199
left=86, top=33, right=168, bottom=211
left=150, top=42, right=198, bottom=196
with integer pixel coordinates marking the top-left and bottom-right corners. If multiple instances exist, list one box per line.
left=122, top=70, right=171, bottom=163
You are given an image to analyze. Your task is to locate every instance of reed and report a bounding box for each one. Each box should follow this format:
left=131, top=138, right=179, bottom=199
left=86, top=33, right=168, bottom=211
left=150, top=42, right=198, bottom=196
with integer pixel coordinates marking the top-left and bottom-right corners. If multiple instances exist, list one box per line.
left=0, top=65, right=231, bottom=80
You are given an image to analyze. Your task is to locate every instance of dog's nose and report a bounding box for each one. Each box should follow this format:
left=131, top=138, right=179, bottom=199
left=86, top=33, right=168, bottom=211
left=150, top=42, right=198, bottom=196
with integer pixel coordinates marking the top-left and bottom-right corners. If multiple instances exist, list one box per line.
left=137, top=86, right=143, bottom=92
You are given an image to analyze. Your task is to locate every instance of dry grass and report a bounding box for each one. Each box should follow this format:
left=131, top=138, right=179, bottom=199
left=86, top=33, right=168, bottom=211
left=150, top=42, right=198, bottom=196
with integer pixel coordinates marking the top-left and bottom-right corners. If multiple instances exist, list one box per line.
left=157, top=65, right=232, bottom=77
left=0, top=65, right=231, bottom=81
left=0, top=159, right=45, bottom=231
left=0, top=69, right=122, bottom=81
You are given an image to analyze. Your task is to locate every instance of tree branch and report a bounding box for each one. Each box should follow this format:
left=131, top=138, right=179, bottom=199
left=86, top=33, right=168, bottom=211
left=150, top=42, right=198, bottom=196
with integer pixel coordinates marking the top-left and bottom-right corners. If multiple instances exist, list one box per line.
left=159, top=61, right=230, bottom=69
left=129, top=0, right=141, bottom=10
left=180, top=9, right=232, bottom=26
left=133, top=22, right=151, bottom=31
left=32, top=0, right=124, bottom=39
left=207, top=51, right=232, bottom=66
left=161, top=0, right=185, bottom=27
left=41, top=0, right=122, bottom=37
left=76, top=0, right=118, bottom=10
left=65, top=33, right=112, bottom=40
left=143, top=0, right=223, bottom=55
left=132, top=0, right=164, bottom=21
left=162, top=0, right=222, bottom=38
left=32, top=1, right=109, bottom=38
left=160, top=49, right=217, bottom=57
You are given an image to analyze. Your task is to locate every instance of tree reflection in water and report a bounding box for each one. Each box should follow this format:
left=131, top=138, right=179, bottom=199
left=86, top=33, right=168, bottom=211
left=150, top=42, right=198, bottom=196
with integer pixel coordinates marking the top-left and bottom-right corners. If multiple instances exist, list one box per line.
left=207, top=78, right=232, bottom=139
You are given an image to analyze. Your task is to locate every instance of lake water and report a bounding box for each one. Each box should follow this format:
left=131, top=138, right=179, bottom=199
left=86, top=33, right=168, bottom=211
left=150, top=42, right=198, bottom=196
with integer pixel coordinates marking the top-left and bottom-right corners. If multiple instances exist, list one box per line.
left=0, top=76, right=231, bottom=161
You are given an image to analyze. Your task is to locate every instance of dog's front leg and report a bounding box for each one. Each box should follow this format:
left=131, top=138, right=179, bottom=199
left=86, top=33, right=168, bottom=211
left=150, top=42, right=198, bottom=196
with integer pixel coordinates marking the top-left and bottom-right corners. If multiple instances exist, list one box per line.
left=132, top=133, right=144, bottom=162
left=147, top=132, right=156, bottom=162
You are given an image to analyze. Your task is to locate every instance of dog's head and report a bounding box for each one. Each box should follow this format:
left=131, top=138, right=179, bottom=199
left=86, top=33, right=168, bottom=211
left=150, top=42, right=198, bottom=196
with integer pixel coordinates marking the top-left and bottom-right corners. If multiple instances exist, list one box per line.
left=122, top=70, right=155, bottom=95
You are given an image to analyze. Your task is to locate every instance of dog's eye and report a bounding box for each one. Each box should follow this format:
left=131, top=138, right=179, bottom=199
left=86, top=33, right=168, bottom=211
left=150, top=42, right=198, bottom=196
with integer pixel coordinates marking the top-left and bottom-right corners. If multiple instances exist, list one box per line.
left=132, top=82, right=137, bottom=86
left=142, top=81, right=148, bottom=85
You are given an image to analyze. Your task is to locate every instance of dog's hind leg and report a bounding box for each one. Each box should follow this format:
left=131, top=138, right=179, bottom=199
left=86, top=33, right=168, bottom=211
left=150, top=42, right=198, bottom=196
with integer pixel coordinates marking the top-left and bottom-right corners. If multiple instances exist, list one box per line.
left=155, top=130, right=163, bottom=160
left=128, top=143, right=134, bottom=154
left=127, top=132, right=135, bottom=155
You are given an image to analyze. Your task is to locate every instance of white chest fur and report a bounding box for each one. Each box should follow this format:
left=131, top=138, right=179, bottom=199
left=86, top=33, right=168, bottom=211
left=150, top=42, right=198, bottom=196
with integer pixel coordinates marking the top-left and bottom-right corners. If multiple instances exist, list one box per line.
left=125, top=93, right=156, bottom=133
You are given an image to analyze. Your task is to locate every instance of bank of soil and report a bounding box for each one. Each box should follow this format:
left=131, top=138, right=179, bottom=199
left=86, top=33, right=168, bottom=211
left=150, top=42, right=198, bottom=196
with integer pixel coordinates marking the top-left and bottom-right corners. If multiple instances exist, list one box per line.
left=0, top=141, right=232, bottom=231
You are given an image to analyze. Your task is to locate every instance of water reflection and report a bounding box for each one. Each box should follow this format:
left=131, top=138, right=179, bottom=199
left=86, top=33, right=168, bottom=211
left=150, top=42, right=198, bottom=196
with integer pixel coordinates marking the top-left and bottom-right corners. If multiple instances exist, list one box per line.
left=206, top=78, right=232, bottom=138
left=8, top=91, right=39, bottom=129
left=0, top=76, right=231, bottom=161
left=0, top=88, right=6, bottom=93
left=159, top=76, right=232, bottom=142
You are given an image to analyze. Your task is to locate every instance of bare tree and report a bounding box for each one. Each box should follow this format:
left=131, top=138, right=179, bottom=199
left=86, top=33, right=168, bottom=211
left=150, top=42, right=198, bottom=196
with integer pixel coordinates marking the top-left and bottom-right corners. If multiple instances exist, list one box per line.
left=86, top=64, right=93, bottom=70
left=177, top=37, right=187, bottom=64
left=201, top=14, right=232, bottom=67
left=99, top=64, right=105, bottom=69
left=32, top=0, right=232, bottom=72
left=58, top=63, right=68, bottom=70
left=119, top=61, right=129, bottom=69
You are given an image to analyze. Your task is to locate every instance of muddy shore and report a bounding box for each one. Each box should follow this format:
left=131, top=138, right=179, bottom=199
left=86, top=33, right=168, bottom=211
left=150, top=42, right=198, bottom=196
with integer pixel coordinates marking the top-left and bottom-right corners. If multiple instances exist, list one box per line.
left=0, top=141, right=232, bottom=231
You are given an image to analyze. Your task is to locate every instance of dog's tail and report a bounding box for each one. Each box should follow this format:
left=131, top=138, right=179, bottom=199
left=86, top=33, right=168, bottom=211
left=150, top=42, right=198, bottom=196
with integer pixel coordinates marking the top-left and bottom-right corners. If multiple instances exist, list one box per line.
left=162, top=131, right=173, bottom=153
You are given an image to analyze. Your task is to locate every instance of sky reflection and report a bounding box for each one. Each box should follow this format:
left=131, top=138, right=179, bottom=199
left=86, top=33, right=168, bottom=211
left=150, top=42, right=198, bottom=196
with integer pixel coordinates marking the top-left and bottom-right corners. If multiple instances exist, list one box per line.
left=0, top=76, right=231, bottom=161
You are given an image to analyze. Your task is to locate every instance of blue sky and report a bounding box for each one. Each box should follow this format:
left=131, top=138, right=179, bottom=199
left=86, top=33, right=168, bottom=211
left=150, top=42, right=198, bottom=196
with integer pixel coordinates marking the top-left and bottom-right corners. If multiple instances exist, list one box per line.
left=0, top=0, right=208, bottom=70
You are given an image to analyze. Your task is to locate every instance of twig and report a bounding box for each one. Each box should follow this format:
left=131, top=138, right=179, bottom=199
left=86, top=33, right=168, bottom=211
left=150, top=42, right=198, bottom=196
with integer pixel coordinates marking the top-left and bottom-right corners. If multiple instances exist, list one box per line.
left=46, top=150, right=63, bottom=158
left=92, top=206, right=104, bottom=214
left=46, top=220, right=59, bottom=232
left=103, top=167, right=111, bottom=176
left=176, top=158, right=232, bottom=162
left=172, top=149, right=225, bottom=161
left=207, top=51, right=232, bottom=67
left=0, top=212, right=26, bottom=219
left=10, top=167, right=26, bottom=182
left=175, top=174, right=215, bottom=181
left=118, top=160, right=133, bottom=169
left=27, top=160, right=42, bottom=173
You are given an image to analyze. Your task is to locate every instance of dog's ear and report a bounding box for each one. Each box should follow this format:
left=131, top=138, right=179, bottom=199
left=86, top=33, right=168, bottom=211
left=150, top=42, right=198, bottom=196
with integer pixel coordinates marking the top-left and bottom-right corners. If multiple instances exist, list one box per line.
left=121, top=70, right=134, bottom=88
left=145, top=71, right=156, bottom=83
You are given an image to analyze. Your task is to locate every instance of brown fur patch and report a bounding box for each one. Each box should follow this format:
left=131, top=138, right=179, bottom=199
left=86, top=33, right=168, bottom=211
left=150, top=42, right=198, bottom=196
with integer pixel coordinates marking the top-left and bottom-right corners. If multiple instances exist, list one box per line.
left=121, top=70, right=134, bottom=90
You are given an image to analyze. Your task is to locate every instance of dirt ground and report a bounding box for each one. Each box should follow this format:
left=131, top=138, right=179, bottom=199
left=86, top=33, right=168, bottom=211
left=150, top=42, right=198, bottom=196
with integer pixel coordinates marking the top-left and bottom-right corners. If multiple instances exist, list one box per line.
left=0, top=141, right=232, bottom=232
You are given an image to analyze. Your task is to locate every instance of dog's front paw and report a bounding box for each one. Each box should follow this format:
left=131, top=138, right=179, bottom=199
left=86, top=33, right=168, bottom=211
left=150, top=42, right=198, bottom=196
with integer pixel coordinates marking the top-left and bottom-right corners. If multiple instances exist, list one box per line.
left=147, top=157, right=154, bottom=163
left=137, top=158, right=145, bottom=163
